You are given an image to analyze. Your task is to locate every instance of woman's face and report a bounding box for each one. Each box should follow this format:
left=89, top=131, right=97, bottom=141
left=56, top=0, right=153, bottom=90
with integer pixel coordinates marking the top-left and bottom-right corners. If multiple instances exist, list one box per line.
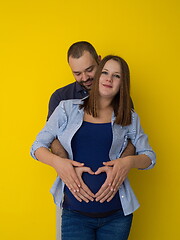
left=99, top=59, right=122, bottom=100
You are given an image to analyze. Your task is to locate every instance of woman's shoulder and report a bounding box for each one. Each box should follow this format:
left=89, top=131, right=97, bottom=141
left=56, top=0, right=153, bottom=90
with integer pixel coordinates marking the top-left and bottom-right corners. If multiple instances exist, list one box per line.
left=60, top=96, right=87, bottom=107
left=131, top=110, right=139, bottom=120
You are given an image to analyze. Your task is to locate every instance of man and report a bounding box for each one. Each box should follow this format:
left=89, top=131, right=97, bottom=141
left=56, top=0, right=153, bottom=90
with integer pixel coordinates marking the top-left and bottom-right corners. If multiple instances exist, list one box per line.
left=48, top=41, right=134, bottom=203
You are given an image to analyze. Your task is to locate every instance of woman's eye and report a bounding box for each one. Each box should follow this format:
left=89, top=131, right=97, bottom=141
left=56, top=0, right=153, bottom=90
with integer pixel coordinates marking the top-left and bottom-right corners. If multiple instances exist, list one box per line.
left=114, top=74, right=120, bottom=78
left=101, top=71, right=108, bottom=75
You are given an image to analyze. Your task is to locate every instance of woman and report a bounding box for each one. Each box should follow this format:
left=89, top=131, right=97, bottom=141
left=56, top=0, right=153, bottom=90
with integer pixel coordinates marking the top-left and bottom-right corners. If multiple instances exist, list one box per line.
left=31, top=55, right=156, bottom=240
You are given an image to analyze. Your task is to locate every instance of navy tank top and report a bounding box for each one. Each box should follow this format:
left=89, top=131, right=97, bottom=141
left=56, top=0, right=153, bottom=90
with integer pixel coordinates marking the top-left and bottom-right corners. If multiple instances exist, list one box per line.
left=63, top=121, right=122, bottom=214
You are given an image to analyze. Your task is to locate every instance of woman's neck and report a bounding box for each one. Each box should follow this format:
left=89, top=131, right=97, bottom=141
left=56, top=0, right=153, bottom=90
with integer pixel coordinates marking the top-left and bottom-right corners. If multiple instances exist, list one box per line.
left=84, top=98, right=113, bottom=123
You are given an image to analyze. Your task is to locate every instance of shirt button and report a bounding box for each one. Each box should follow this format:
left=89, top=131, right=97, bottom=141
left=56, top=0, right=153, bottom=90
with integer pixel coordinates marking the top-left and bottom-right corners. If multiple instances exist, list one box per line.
left=121, top=195, right=124, bottom=198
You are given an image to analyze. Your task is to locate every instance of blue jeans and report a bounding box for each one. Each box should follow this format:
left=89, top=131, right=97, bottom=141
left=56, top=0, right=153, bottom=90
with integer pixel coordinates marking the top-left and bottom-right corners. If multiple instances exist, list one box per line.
left=61, top=209, right=133, bottom=240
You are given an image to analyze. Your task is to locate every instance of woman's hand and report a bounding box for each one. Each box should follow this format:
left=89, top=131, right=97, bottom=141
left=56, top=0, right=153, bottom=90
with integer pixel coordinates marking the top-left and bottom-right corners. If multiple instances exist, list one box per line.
left=52, top=157, right=84, bottom=192
left=94, top=157, right=133, bottom=203
left=71, top=167, right=95, bottom=203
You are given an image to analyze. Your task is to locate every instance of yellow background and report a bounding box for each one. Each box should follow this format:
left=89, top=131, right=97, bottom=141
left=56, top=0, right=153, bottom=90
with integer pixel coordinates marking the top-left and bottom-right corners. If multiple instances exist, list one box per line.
left=0, top=0, right=179, bottom=239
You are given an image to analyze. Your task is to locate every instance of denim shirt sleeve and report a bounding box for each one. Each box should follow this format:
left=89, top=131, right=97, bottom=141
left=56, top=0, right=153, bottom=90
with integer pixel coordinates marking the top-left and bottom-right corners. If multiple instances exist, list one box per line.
left=30, top=101, right=68, bottom=160
left=127, top=111, right=156, bottom=170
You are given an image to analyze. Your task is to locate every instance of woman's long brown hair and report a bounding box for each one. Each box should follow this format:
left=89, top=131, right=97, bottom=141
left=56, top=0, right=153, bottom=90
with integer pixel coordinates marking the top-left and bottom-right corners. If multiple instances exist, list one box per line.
left=81, top=55, right=132, bottom=126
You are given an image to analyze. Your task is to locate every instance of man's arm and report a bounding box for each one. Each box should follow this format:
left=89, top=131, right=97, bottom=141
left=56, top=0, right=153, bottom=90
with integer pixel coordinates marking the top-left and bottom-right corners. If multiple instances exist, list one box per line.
left=51, top=139, right=68, bottom=158
left=120, top=140, right=135, bottom=158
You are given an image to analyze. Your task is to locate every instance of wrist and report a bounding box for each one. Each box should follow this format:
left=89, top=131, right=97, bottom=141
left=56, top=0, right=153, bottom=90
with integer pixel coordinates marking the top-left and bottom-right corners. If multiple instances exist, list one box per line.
left=51, top=155, right=63, bottom=169
left=123, top=156, right=135, bottom=169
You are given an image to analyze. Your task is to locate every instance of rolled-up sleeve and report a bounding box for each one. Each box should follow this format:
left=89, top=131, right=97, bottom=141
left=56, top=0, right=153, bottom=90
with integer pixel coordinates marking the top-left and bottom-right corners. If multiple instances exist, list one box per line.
left=127, top=112, right=156, bottom=170
left=30, top=101, right=67, bottom=160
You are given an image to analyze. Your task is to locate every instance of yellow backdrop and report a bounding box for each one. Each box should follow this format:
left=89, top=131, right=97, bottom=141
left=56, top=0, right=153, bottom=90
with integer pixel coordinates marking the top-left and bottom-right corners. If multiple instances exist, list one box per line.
left=0, top=0, right=179, bottom=239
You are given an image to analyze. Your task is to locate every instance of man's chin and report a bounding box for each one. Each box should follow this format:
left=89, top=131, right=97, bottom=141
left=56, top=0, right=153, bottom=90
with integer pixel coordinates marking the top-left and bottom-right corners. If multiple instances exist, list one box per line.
left=83, top=84, right=92, bottom=90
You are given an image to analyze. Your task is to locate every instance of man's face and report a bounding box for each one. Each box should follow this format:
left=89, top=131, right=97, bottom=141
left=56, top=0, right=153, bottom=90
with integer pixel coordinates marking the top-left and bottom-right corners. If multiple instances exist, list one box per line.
left=68, top=51, right=99, bottom=90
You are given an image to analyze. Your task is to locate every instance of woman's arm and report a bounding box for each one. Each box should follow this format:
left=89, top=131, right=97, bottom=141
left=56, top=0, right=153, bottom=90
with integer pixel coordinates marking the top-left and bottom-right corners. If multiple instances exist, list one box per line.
left=31, top=101, right=94, bottom=201
left=34, top=147, right=95, bottom=201
left=94, top=111, right=156, bottom=203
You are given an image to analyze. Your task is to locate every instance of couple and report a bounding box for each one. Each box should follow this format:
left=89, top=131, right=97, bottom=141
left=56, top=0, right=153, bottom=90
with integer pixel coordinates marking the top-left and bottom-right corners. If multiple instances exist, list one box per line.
left=31, top=42, right=156, bottom=240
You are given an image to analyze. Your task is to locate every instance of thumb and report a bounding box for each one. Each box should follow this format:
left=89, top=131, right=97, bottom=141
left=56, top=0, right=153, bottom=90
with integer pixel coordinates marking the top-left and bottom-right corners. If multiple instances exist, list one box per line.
left=83, top=167, right=94, bottom=175
left=95, top=166, right=106, bottom=175
left=71, top=160, right=84, bottom=167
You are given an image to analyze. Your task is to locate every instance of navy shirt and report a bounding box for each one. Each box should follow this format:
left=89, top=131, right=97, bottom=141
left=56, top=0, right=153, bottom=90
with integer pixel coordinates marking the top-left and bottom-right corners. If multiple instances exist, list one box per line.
left=47, top=82, right=88, bottom=120
left=63, top=121, right=122, bottom=214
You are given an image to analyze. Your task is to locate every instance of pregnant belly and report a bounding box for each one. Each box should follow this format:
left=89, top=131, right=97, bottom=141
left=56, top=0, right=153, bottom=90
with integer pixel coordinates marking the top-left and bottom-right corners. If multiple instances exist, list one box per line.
left=82, top=172, right=107, bottom=194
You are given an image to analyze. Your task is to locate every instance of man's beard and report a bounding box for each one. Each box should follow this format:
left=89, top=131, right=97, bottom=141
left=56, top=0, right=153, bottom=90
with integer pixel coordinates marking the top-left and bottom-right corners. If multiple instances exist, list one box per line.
left=79, top=78, right=94, bottom=90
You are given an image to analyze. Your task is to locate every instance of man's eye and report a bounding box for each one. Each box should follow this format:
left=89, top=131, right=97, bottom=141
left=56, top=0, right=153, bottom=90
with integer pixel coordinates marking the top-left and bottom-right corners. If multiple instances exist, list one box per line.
left=75, top=73, right=81, bottom=76
left=86, top=67, right=93, bottom=72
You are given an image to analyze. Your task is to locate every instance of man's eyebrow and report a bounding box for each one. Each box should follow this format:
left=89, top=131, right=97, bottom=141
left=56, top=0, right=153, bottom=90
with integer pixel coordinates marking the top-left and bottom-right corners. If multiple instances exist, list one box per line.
left=85, top=65, right=95, bottom=71
left=73, top=65, right=95, bottom=74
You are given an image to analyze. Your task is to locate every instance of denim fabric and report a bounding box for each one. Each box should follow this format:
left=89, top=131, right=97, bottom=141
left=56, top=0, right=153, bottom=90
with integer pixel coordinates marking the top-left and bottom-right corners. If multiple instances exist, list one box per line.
left=31, top=98, right=156, bottom=215
left=61, top=209, right=133, bottom=240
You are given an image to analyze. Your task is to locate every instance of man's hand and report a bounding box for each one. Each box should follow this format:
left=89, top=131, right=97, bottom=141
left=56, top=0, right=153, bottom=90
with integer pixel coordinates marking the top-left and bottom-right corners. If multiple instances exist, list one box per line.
left=94, top=157, right=133, bottom=203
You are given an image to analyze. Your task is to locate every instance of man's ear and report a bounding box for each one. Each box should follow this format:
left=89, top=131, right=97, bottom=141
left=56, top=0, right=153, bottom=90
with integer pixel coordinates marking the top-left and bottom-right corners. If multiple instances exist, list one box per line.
left=98, top=55, right=101, bottom=61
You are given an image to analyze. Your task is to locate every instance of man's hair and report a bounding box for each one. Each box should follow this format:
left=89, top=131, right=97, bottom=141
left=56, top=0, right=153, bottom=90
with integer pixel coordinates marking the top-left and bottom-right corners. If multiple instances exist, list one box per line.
left=67, top=41, right=99, bottom=64
left=82, top=55, right=132, bottom=126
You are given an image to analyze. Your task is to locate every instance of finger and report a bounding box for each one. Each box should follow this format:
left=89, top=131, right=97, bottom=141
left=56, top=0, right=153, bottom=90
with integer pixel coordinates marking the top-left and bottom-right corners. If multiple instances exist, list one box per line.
left=83, top=167, right=94, bottom=175
left=95, top=186, right=110, bottom=202
left=94, top=181, right=109, bottom=198
left=64, top=175, right=80, bottom=193
left=99, top=190, right=116, bottom=203
left=106, top=190, right=117, bottom=202
left=103, top=160, right=115, bottom=166
left=94, top=166, right=107, bottom=175
left=111, top=172, right=123, bottom=190
left=73, top=190, right=91, bottom=203
left=71, top=160, right=84, bottom=167
left=81, top=182, right=95, bottom=198
left=107, top=171, right=117, bottom=190
left=69, top=169, right=82, bottom=190
left=78, top=188, right=94, bottom=202
left=70, top=191, right=82, bottom=202
left=79, top=179, right=95, bottom=198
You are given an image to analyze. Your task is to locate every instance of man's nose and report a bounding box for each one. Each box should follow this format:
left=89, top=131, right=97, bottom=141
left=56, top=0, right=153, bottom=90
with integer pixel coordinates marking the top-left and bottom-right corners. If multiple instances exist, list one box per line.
left=81, top=72, right=88, bottom=81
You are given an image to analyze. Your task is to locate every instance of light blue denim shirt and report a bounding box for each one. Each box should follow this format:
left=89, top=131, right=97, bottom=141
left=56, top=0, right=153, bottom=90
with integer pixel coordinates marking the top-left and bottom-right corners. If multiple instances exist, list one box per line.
left=31, top=99, right=156, bottom=216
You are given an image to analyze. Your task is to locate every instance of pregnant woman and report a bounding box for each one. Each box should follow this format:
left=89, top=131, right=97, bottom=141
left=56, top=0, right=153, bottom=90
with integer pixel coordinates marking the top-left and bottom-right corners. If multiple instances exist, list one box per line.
left=31, top=55, right=156, bottom=240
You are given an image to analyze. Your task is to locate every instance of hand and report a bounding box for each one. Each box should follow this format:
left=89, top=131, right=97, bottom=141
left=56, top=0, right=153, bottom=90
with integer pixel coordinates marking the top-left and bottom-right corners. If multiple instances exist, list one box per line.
left=72, top=167, right=95, bottom=203
left=53, top=157, right=84, bottom=193
left=95, top=157, right=133, bottom=203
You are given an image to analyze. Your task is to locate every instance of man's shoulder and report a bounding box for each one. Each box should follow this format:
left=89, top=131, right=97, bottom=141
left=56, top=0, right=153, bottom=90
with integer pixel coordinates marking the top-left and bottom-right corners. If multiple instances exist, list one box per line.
left=53, top=82, right=77, bottom=94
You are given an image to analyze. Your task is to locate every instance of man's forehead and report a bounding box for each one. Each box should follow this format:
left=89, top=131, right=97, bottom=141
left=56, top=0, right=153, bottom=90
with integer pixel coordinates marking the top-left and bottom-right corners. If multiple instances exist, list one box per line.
left=69, top=52, right=97, bottom=72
